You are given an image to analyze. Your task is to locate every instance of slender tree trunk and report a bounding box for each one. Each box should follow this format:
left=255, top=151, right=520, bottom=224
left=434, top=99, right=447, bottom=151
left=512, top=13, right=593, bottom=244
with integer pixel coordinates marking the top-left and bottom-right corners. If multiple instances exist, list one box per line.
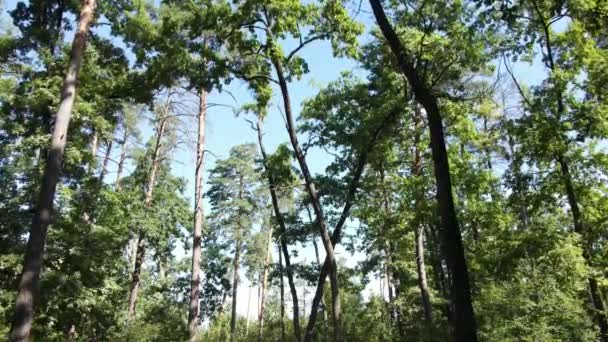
left=413, top=107, right=432, bottom=323
left=533, top=6, right=608, bottom=336
left=482, top=116, right=493, bottom=171
left=114, top=128, right=129, bottom=190
left=98, top=139, right=112, bottom=183
left=269, top=49, right=342, bottom=342
left=303, top=104, right=401, bottom=342
left=188, top=89, right=207, bottom=341
left=278, top=243, right=286, bottom=342
left=230, top=238, right=241, bottom=342
left=158, top=255, right=166, bottom=281
left=246, top=284, right=252, bottom=338
left=129, top=238, right=138, bottom=271
left=428, top=222, right=452, bottom=324
left=312, top=238, right=328, bottom=329
left=230, top=174, right=245, bottom=342
left=9, top=1, right=97, bottom=340
left=127, top=234, right=146, bottom=316
left=127, top=114, right=167, bottom=319
left=558, top=155, right=608, bottom=340
left=89, top=129, right=98, bottom=173
left=258, top=223, right=273, bottom=342
left=256, top=119, right=301, bottom=341
left=368, top=1, right=477, bottom=340
left=415, top=225, right=432, bottom=322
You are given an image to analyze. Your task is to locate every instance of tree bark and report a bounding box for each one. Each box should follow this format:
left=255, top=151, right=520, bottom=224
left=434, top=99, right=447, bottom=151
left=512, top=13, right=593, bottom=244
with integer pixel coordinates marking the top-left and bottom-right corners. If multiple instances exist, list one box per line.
left=257, top=223, right=273, bottom=342
left=246, top=284, right=252, bottom=338
left=531, top=3, right=608, bottom=336
left=127, top=111, right=168, bottom=319
left=558, top=155, right=608, bottom=340
left=415, top=225, right=433, bottom=322
left=230, top=239, right=241, bottom=342
left=269, top=45, right=342, bottom=342
left=188, top=89, right=208, bottom=341
left=303, top=109, right=401, bottom=342
left=114, top=127, right=129, bottom=190
left=368, top=1, right=477, bottom=340
left=98, top=139, right=112, bottom=184
left=89, top=129, right=98, bottom=173
left=413, top=107, right=433, bottom=323
left=9, top=1, right=97, bottom=340
left=312, top=237, right=329, bottom=330
left=256, top=118, right=301, bottom=341
left=278, top=243, right=286, bottom=342
left=230, top=174, right=245, bottom=342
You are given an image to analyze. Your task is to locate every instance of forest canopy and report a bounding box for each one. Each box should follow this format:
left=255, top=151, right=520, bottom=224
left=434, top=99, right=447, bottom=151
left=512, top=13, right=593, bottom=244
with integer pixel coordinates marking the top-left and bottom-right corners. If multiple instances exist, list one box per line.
left=1, top=0, right=608, bottom=341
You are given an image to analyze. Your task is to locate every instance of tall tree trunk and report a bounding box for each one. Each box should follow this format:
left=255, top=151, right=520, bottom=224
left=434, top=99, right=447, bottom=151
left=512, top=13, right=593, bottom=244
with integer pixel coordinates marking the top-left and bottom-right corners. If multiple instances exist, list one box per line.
left=114, top=128, right=129, bottom=190
left=368, top=1, right=477, bottom=340
left=278, top=243, right=286, bottom=342
left=246, top=284, right=252, bottom=338
left=230, top=174, right=245, bottom=342
left=312, top=237, right=328, bottom=330
left=558, top=155, right=608, bottom=340
left=127, top=114, right=168, bottom=319
left=158, top=255, right=166, bottom=281
left=257, top=223, right=273, bottom=342
left=9, top=1, right=97, bottom=340
left=268, top=45, right=342, bottom=342
left=230, top=238, right=241, bottom=342
left=89, top=129, right=98, bottom=174
left=303, top=108, right=400, bottom=342
left=531, top=4, right=608, bottom=336
left=98, top=139, right=112, bottom=184
left=413, top=107, right=433, bottom=323
left=256, top=118, right=301, bottom=341
left=188, top=89, right=208, bottom=341
left=415, top=225, right=432, bottom=322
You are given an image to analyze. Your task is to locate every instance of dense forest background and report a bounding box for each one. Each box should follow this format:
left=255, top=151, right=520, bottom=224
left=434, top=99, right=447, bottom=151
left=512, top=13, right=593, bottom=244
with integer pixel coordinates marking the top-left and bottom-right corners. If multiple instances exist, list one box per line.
left=1, top=0, right=607, bottom=340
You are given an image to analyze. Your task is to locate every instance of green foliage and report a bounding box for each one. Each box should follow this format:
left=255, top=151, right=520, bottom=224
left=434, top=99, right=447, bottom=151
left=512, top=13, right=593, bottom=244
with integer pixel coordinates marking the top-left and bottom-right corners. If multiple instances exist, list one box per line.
left=2, top=0, right=608, bottom=340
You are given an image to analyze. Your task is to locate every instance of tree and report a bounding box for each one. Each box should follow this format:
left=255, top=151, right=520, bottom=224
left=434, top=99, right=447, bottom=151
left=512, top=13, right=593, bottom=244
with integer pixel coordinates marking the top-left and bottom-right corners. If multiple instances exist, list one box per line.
left=9, top=0, right=97, bottom=340
left=207, top=143, right=262, bottom=342
left=367, top=0, right=496, bottom=339
left=127, top=94, right=180, bottom=319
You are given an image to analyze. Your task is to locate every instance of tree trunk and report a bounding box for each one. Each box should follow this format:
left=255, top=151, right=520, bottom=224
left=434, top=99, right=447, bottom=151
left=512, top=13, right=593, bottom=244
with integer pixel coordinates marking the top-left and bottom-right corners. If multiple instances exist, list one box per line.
left=114, top=127, right=129, bottom=190
left=127, top=113, right=168, bottom=319
left=9, top=1, right=97, bottom=340
left=278, top=243, right=286, bottom=342
left=89, top=129, right=98, bottom=173
left=129, top=238, right=138, bottom=272
left=230, top=174, right=245, bottom=342
left=302, top=104, right=401, bottom=342
left=368, top=1, right=477, bottom=340
left=98, top=139, right=112, bottom=184
left=230, top=238, right=241, bottom=342
left=127, top=234, right=146, bottom=317
left=158, top=255, right=166, bottom=281
left=188, top=89, right=207, bottom=341
left=246, top=284, right=252, bottom=338
left=415, top=225, right=433, bottom=322
left=558, top=155, right=608, bottom=340
left=312, top=238, right=328, bottom=329
left=269, top=48, right=342, bottom=342
left=257, top=223, right=273, bottom=342
left=256, top=118, right=301, bottom=341
left=413, top=107, right=432, bottom=323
